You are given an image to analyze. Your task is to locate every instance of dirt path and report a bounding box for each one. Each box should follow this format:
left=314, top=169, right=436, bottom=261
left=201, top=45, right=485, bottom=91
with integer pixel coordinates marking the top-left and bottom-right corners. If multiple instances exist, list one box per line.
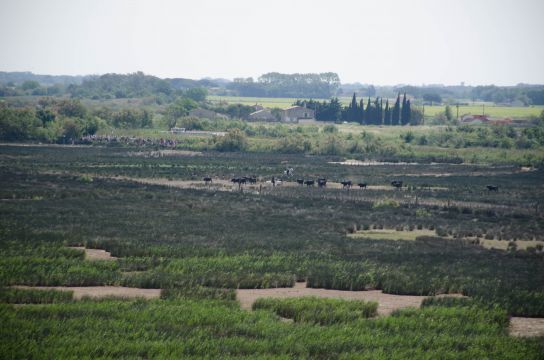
left=13, top=285, right=161, bottom=300
left=236, top=282, right=464, bottom=316
left=68, top=246, right=117, bottom=261
left=127, top=150, right=202, bottom=158
left=12, top=282, right=542, bottom=337
left=509, top=317, right=544, bottom=337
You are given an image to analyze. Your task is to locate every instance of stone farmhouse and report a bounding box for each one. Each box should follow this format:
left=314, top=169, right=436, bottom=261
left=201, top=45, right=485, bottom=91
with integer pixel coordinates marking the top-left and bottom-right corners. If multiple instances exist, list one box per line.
left=248, top=109, right=277, bottom=121
left=281, top=106, right=315, bottom=123
left=248, top=105, right=316, bottom=123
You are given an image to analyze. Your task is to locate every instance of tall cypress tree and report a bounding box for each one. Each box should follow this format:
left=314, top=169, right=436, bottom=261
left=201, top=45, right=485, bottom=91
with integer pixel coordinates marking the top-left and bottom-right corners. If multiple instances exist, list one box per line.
left=359, top=99, right=365, bottom=124
left=384, top=99, right=390, bottom=125
left=406, top=99, right=412, bottom=125
left=379, top=98, right=383, bottom=125
left=374, top=98, right=381, bottom=125
left=401, top=92, right=408, bottom=125
left=349, top=93, right=357, bottom=122
left=392, top=93, right=400, bottom=125
left=366, top=97, right=372, bottom=125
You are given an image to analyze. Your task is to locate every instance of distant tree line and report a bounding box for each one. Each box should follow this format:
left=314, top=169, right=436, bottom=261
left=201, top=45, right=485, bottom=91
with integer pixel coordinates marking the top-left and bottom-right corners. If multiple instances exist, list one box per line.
left=67, top=72, right=174, bottom=99
left=407, top=85, right=544, bottom=106
left=344, top=84, right=544, bottom=106
left=0, top=72, right=213, bottom=101
left=227, top=72, right=340, bottom=98
left=0, top=71, right=87, bottom=86
left=470, top=85, right=544, bottom=105
left=295, top=93, right=422, bottom=125
left=3, top=71, right=544, bottom=106
left=0, top=85, right=217, bottom=142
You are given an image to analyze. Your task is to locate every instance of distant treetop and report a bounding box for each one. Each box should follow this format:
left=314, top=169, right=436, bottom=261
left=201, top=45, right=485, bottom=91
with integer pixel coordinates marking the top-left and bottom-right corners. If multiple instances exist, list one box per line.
left=227, top=72, right=340, bottom=99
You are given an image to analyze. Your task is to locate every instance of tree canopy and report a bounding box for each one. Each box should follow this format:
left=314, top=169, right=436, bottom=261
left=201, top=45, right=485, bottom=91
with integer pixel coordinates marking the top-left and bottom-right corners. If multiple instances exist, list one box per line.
left=228, top=72, right=340, bottom=98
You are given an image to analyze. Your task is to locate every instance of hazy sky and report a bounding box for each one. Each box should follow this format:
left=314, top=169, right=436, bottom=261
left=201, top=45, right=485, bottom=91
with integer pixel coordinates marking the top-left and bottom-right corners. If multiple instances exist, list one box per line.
left=1, top=0, right=543, bottom=85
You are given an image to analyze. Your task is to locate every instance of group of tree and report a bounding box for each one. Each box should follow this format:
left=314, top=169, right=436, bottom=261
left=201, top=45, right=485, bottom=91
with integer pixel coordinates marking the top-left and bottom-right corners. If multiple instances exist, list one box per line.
left=0, top=80, right=65, bottom=97
left=0, top=97, right=161, bottom=142
left=67, top=72, right=175, bottom=99
left=0, top=72, right=213, bottom=101
left=227, top=72, right=340, bottom=98
left=470, top=85, right=544, bottom=105
left=0, top=77, right=218, bottom=142
left=295, top=93, right=422, bottom=125
left=0, top=99, right=102, bottom=142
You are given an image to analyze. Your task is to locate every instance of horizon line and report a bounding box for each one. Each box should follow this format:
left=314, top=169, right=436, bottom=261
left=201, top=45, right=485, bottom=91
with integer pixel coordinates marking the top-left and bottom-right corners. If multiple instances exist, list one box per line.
left=1, top=69, right=543, bottom=88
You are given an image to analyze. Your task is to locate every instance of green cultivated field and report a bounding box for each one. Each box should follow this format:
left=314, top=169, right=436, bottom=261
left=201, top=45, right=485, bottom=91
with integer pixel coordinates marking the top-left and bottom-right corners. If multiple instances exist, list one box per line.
left=1, top=145, right=543, bottom=358
left=208, top=95, right=305, bottom=109
left=423, top=104, right=544, bottom=119
left=209, top=95, right=544, bottom=118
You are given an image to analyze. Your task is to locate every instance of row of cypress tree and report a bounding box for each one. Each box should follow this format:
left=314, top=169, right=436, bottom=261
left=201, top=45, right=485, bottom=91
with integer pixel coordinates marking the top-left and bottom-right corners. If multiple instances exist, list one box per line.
left=295, top=93, right=416, bottom=124
left=345, top=93, right=411, bottom=125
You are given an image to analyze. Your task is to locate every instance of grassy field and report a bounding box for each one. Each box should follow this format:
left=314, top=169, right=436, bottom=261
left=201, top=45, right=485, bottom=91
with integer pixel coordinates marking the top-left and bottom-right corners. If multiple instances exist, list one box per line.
left=209, top=95, right=544, bottom=118
left=1, top=144, right=543, bottom=357
left=208, top=95, right=305, bottom=109
left=3, top=297, right=542, bottom=359
left=422, top=104, right=544, bottom=119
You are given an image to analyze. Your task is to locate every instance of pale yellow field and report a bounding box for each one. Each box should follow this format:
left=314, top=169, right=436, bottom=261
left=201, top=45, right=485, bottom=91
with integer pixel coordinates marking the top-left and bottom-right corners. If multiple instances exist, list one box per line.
left=348, top=229, right=436, bottom=241
left=480, top=239, right=544, bottom=251
left=348, top=229, right=544, bottom=251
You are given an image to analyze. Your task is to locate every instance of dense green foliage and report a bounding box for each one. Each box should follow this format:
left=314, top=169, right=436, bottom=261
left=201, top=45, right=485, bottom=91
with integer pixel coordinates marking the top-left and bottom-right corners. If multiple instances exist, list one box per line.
left=67, top=72, right=174, bottom=99
left=1, top=298, right=542, bottom=358
left=0, top=99, right=102, bottom=142
left=404, top=124, right=544, bottom=150
left=227, top=72, right=340, bottom=98
left=160, top=286, right=236, bottom=301
left=421, top=296, right=476, bottom=309
left=253, top=297, right=378, bottom=324
left=295, top=94, right=419, bottom=125
left=0, top=288, right=73, bottom=304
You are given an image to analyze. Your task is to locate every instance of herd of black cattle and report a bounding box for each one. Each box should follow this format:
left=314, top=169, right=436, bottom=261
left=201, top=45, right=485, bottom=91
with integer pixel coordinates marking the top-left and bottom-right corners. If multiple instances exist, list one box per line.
left=202, top=175, right=500, bottom=192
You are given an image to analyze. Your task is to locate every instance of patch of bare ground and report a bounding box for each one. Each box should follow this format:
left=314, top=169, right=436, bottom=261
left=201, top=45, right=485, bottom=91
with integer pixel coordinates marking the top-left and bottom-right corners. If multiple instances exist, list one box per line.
left=329, top=160, right=423, bottom=166
left=479, top=239, right=544, bottom=251
left=509, top=317, right=544, bottom=337
left=389, top=170, right=525, bottom=177
left=237, top=282, right=464, bottom=316
left=13, top=286, right=161, bottom=300
left=68, top=246, right=117, bottom=261
left=127, top=150, right=202, bottom=158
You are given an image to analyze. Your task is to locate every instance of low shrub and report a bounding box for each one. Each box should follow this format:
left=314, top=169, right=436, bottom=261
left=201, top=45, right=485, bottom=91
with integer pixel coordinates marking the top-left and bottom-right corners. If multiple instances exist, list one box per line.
left=253, top=296, right=378, bottom=324
left=0, top=288, right=73, bottom=304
